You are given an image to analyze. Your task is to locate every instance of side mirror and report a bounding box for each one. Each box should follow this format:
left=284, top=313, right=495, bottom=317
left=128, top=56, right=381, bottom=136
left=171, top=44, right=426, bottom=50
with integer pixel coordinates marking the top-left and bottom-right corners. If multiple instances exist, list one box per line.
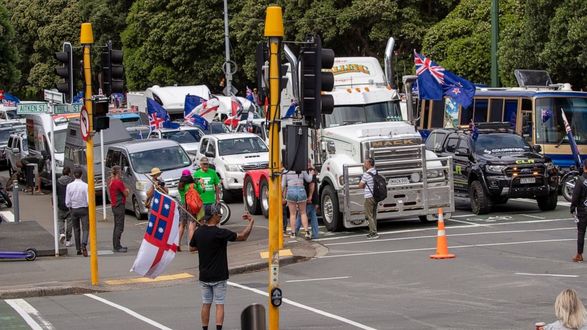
left=533, top=144, right=542, bottom=153
left=455, top=148, right=470, bottom=157
left=205, top=151, right=215, bottom=158
left=12, top=148, right=19, bottom=153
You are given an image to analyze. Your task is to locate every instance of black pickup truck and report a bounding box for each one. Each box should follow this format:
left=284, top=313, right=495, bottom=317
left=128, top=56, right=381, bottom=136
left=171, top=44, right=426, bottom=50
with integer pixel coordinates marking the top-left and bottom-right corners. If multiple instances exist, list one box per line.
left=425, top=123, right=559, bottom=214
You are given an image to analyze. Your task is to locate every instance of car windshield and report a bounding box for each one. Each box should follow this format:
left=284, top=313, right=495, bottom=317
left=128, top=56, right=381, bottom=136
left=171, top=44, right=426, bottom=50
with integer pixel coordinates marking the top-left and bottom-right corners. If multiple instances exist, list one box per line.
left=218, top=137, right=268, bottom=156
left=210, top=123, right=230, bottom=134
left=129, top=146, right=191, bottom=173
left=473, top=133, right=532, bottom=155
left=128, top=127, right=150, bottom=140
left=52, top=130, right=67, bottom=153
left=324, top=101, right=403, bottom=128
left=161, top=130, right=200, bottom=143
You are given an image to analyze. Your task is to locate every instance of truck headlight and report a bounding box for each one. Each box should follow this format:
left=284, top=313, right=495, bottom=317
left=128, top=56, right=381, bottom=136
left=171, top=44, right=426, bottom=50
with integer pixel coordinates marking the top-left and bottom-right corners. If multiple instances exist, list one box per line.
left=410, top=172, right=421, bottom=182
left=226, top=164, right=242, bottom=172
left=136, top=180, right=147, bottom=191
left=340, top=176, right=361, bottom=185
left=486, top=165, right=506, bottom=174
left=426, top=170, right=441, bottom=178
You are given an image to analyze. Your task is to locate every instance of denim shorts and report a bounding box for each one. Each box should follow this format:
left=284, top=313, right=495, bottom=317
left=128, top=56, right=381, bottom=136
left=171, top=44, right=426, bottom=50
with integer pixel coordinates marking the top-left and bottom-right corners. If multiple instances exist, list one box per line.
left=286, top=186, right=307, bottom=203
left=199, top=280, right=227, bottom=304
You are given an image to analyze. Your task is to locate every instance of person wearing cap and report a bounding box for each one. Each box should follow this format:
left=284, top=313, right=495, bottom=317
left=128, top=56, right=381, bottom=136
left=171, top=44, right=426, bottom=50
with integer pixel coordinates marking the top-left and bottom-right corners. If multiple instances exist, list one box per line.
left=193, top=157, right=221, bottom=207
left=145, top=167, right=168, bottom=208
left=571, top=159, right=587, bottom=262
left=190, top=204, right=254, bottom=330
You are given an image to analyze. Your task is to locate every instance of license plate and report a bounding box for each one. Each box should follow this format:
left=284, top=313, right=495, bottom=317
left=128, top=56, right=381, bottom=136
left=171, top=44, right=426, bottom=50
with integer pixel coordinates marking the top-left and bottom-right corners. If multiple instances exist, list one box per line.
left=388, top=177, right=410, bottom=185
left=520, top=177, right=536, bottom=184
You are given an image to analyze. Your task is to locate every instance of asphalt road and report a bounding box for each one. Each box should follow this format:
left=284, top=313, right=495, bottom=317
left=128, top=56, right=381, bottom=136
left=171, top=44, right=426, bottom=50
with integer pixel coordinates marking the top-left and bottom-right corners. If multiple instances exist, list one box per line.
left=2, top=193, right=583, bottom=329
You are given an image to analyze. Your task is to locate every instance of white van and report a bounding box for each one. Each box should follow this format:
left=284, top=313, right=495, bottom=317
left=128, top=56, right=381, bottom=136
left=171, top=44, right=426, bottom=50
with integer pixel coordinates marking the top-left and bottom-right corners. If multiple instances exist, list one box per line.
left=24, top=113, right=71, bottom=183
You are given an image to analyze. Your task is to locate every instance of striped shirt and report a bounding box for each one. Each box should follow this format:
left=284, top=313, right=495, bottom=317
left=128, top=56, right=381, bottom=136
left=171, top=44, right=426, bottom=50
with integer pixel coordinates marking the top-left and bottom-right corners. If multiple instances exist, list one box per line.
left=360, top=168, right=377, bottom=198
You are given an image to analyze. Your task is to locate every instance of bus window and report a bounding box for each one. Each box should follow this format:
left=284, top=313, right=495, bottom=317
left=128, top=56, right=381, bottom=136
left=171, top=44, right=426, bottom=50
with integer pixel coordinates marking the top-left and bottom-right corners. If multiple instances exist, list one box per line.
left=489, top=99, right=503, bottom=122
left=535, top=97, right=587, bottom=145
left=504, top=100, right=518, bottom=125
left=474, top=99, right=488, bottom=122
left=461, top=104, right=473, bottom=125
left=522, top=98, right=532, bottom=111
left=521, top=111, right=533, bottom=144
left=431, top=100, right=444, bottom=128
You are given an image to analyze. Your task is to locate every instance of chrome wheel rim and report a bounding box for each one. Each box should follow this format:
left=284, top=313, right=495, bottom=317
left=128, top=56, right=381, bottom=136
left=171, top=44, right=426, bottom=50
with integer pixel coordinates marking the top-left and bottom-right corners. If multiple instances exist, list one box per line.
left=133, top=197, right=141, bottom=219
left=246, top=181, right=255, bottom=208
left=261, top=184, right=269, bottom=212
left=323, top=195, right=334, bottom=224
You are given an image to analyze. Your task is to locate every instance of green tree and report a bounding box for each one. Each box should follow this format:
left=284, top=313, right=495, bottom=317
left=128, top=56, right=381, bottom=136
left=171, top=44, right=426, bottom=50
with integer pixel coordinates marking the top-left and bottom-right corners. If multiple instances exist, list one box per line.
left=0, top=2, right=20, bottom=91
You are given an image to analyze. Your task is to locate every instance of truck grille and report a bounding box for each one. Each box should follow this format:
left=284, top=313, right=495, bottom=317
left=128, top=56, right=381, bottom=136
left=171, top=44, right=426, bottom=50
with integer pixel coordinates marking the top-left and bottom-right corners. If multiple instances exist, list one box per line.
left=165, top=178, right=179, bottom=188
left=242, top=162, right=269, bottom=171
left=368, top=144, right=423, bottom=180
left=504, top=165, right=544, bottom=177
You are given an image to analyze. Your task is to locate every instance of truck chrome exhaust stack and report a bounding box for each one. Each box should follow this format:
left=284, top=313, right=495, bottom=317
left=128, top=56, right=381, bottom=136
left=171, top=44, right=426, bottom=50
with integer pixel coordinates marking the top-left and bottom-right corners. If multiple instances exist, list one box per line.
left=403, top=75, right=417, bottom=123
left=284, top=44, right=300, bottom=100
left=384, top=37, right=396, bottom=88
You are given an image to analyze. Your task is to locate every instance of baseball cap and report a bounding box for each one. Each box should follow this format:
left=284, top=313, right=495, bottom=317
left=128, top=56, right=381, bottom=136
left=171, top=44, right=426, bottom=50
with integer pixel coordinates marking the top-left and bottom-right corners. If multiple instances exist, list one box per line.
left=200, top=157, right=210, bottom=165
left=181, top=169, right=191, bottom=176
left=203, top=204, right=221, bottom=221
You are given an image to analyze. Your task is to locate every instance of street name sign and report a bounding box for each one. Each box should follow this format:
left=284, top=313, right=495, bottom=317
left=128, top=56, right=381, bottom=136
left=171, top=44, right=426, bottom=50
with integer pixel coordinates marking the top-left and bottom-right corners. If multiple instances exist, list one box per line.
left=17, top=102, right=48, bottom=114
left=54, top=103, right=83, bottom=115
left=43, top=89, right=64, bottom=104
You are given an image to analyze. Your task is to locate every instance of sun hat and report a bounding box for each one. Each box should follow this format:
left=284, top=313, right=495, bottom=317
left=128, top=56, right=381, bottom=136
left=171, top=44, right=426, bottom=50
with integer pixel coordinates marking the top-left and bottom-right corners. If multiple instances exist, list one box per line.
left=150, top=167, right=162, bottom=177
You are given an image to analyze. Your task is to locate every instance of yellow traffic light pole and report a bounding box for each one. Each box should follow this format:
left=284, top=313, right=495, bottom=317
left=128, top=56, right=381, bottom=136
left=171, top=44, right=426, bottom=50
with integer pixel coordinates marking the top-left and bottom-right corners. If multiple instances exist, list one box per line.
left=80, top=23, right=99, bottom=285
left=264, top=6, right=284, bottom=329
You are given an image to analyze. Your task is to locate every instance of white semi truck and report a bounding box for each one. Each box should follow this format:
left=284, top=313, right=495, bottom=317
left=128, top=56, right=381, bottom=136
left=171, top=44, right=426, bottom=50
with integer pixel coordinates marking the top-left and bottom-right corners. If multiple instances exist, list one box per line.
left=243, top=38, right=455, bottom=231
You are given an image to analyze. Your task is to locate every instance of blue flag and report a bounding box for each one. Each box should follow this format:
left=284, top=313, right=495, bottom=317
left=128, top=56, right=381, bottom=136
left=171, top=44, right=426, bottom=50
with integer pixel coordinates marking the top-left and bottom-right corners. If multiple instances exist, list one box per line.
left=541, top=108, right=552, bottom=123
left=414, top=51, right=475, bottom=109
left=246, top=86, right=255, bottom=103
left=282, top=100, right=297, bottom=119
left=561, top=109, right=582, bottom=168
left=147, top=98, right=171, bottom=130
left=2, top=92, right=20, bottom=106
left=184, top=95, right=209, bottom=131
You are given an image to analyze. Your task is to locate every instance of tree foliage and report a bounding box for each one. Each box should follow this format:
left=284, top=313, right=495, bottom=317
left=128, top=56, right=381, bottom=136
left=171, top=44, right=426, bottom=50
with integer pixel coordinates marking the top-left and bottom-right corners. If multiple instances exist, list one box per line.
left=0, top=2, right=19, bottom=91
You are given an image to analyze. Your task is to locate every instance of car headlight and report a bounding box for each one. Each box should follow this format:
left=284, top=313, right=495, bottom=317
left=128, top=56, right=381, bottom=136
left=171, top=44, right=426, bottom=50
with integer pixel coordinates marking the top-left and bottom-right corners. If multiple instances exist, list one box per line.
left=136, top=180, right=148, bottom=191
left=486, top=165, right=506, bottom=174
left=226, top=164, right=242, bottom=172
left=410, top=172, right=421, bottom=182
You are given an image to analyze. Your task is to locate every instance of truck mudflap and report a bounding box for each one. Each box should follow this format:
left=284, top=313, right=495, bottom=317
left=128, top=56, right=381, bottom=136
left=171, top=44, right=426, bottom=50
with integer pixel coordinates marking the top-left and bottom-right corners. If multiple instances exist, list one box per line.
left=341, top=146, right=455, bottom=228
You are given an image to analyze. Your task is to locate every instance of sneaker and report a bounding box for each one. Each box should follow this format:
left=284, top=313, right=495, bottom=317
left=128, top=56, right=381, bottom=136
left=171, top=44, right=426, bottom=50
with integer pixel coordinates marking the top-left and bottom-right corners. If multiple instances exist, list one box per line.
left=65, top=241, right=72, bottom=247
left=59, top=234, right=65, bottom=245
left=113, top=247, right=128, bottom=253
left=304, top=230, right=311, bottom=240
left=82, top=246, right=88, bottom=257
left=289, top=231, right=296, bottom=239
left=366, top=233, right=380, bottom=240
left=573, top=254, right=583, bottom=262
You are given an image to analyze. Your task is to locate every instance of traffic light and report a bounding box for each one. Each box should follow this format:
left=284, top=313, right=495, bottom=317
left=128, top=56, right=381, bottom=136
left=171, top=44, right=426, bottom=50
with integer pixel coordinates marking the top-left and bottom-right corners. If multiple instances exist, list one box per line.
left=101, top=41, right=124, bottom=97
left=54, top=42, right=75, bottom=103
left=92, top=95, right=110, bottom=132
left=300, top=35, right=335, bottom=129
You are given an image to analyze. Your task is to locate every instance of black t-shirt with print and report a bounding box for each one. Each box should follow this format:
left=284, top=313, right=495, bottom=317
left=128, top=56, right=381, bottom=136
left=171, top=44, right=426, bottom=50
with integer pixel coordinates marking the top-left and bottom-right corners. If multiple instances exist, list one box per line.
left=189, top=225, right=237, bottom=282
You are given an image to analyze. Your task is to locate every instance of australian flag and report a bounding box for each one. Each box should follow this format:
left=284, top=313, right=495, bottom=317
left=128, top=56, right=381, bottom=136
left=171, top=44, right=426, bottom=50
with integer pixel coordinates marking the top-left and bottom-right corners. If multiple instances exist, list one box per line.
left=184, top=95, right=209, bottom=131
left=414, top=51, right=475, bottom=109
left=2, top=91, right=20, bottom=107
left=131, top=190, right=179, bottom=278
left=561, top=109, right=583, bottom=168
left=541, top=108, right=552, bottom=123
left=147, top=98, right=178, bottom=130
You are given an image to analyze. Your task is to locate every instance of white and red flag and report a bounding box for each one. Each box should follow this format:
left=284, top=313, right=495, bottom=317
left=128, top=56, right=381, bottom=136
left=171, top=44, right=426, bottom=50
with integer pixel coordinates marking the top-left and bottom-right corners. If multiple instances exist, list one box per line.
left=131, top=190, right=179, bottom=278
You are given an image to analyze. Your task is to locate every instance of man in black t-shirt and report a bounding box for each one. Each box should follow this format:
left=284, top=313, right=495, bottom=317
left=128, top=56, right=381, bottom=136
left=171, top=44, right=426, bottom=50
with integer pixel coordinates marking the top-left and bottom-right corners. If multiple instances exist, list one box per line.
left=189, top=204, right=254, bottom=330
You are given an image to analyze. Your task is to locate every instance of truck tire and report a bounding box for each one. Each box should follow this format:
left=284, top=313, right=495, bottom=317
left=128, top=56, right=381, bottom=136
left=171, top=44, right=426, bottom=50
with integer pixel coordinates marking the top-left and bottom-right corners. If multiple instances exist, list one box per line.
left=260, top=179, right=269, bottom=218
left=561, top=173, right=578, bottom=203
left=321, top=185, right=343, bottom=232
left=469, top=180, right=492, bottom=214
left=537, top=191, right=557, bottom=211
left=244, top=176, right=261, bottom=215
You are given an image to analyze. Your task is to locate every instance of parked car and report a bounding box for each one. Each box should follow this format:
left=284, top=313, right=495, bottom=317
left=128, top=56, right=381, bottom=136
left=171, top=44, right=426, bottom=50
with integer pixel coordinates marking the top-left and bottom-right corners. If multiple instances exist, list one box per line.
left=0, top=124, right=24, bottom=168
left=105, top=139, right=193, bottom=219
left=425, top=122, right=558, bottom=214
left=147, top=126, right=204, bottom=157
left=6, top=131, right=28, bottom=177
left=195, top=133, right=269, bottom=201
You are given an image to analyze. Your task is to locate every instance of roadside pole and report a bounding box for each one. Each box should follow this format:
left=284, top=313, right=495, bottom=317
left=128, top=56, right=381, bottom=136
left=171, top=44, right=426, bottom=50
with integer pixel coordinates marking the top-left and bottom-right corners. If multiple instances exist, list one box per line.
left=100, top=130, right=106, bottom=220
left=49, top=102, right=59, bottom=256
left=81, top=23, right=99, bottom=285
left=264, top=6, right=284, bottom=329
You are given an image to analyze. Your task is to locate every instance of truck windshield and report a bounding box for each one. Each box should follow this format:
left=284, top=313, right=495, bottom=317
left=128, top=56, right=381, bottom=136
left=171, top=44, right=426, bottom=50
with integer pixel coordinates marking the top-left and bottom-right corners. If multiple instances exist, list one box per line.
left=535, top=97, right=587, bottom=145
left=324, top=101, right=402, bottom=128
left=130, top=146, right=191, bottom=173
left=161, top=130, right=201, bottom=143
left=473, top=133, right=532, bottom=155
left=218, top=137, right=268, bottom=156
left=53, top=130, right=67, bottom=153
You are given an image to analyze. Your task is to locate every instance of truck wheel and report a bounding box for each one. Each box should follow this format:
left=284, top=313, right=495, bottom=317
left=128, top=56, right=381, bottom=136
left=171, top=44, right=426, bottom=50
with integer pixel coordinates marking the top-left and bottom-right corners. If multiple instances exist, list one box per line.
left=244, top=176, right=261, bottom=215
left=321, top=185, right=343, bottom=232
left=133, top=196, right=146, bottom=220
left=260, top=179, right=269, bottom=218
left=469, top=180, right=492, bottom=214
left=537, top=191, right=557, bottom=211
left=561, top=174, right=578, bottom=203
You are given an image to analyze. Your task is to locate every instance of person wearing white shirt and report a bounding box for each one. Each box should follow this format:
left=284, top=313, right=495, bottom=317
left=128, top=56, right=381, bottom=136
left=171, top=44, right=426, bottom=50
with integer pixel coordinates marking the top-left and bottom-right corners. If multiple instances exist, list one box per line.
left=66, top=167, right=89, bottom=257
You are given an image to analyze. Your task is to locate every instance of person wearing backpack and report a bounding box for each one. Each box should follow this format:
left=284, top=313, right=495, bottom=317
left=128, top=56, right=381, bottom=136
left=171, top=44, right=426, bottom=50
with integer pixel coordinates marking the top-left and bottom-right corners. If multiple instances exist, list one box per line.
left=178, top=169, right=195, bottom=252
left=571, top=160, right=587, bottom=262
left=359, top=157, right=381, bottom=239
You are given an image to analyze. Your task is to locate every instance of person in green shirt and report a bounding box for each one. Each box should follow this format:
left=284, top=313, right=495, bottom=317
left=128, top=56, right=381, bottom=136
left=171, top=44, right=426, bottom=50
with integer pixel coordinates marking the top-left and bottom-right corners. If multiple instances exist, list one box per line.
left=193, top=156, right=221, bottom=205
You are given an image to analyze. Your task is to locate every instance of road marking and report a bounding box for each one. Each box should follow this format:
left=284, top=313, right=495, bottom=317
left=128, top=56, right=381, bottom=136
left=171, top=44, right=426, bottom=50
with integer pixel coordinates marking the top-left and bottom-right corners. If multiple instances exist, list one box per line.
left=324, top=227, right=574, bottom=246
left=286, top=276, right=351, bottom=283
left=320, top=238, right=575, bottom=258
left=260, top=249, right=293, bottom=259
left=104, top=272, right=194, bottom=285
left=515, top=272, right=579, bottom=278
left=5, top=299, right=54, bottom=330
left=228, top=281, right=376, bottom=330
left=514, top=198, right=571, bottom=207
left=447, top=218, right=482, bottom=226
left=521, top=214, right=546, bottom=220
left=314, top=217, right=573, bottom=242
left=451, top=214, right=476, bottom=218
left=85, top=294, right=172, bottom=329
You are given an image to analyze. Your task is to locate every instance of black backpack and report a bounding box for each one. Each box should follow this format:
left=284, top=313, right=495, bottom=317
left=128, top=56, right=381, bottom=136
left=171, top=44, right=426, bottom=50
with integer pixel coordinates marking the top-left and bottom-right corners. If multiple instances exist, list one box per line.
left=367, top=171, right=388, bottom=202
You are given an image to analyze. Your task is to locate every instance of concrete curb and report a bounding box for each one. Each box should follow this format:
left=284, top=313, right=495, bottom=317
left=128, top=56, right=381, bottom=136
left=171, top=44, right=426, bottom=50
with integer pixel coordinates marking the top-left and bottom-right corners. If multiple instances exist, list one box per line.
left=0, top=285, right=105, bottom=299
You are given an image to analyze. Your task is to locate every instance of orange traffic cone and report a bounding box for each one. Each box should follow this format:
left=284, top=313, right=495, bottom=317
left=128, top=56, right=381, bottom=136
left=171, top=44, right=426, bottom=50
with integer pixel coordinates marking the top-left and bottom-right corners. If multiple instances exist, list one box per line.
left=430, top=208, right=455, bottom=259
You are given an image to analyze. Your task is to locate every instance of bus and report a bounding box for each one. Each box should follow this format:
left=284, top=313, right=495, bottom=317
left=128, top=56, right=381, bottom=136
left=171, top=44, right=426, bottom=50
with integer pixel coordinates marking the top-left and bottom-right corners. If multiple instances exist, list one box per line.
left=417, top=87, right=587, bottom=169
